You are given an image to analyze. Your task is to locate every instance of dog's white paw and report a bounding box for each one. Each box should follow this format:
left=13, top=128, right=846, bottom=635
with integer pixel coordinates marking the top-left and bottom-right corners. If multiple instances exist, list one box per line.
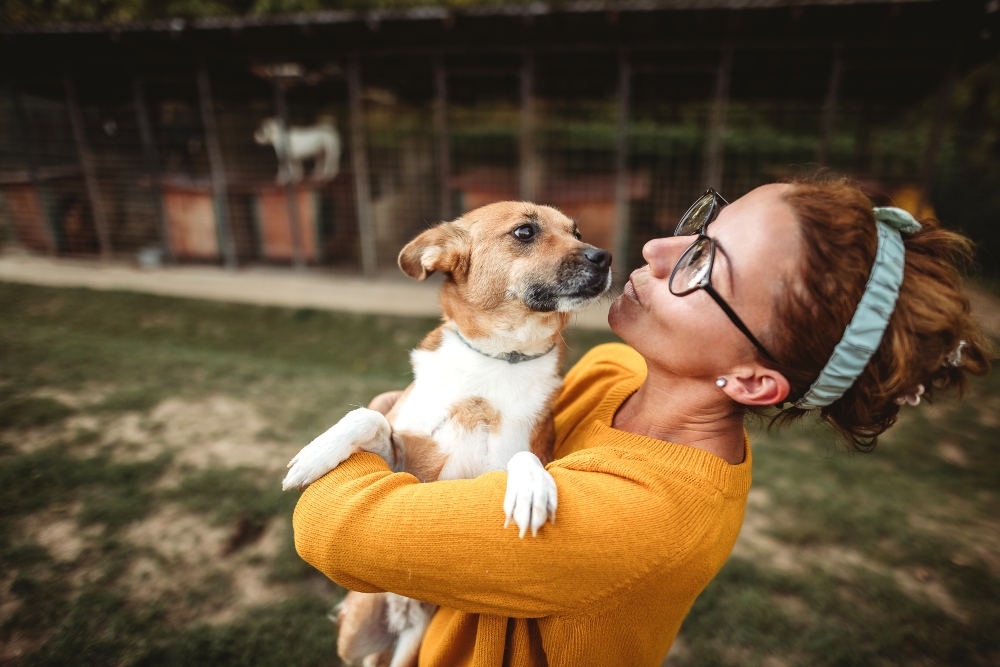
left=503, top=451, right=557, bottom=538
left=282, top=408, right=392, bottom=491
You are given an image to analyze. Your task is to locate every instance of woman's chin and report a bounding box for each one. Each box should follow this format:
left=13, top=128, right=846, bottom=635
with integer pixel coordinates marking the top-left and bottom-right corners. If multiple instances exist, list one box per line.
left=607, top=295, right=631, bottom=337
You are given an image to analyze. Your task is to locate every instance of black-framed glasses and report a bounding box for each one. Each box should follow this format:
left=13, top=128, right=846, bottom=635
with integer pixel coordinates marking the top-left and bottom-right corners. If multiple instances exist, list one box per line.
left=669, top=188, right=778, bottom=363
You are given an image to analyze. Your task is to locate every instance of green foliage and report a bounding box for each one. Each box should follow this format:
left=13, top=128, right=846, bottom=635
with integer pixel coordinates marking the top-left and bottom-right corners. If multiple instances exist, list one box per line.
left=935, top=54, right=1000, bottom=275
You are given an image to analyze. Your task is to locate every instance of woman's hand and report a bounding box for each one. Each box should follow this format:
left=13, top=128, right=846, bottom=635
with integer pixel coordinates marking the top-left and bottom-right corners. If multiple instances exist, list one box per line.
left=368, top=390, right=403, bottom=416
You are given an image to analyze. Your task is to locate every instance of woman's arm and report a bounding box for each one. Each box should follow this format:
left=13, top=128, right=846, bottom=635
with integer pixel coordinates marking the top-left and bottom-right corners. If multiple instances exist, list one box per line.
left=292, top=447, right=721, bottom=619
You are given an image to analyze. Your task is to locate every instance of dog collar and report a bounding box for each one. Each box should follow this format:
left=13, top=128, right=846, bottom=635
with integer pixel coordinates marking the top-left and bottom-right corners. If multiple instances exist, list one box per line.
left=453, top=330, right=556, bottom=364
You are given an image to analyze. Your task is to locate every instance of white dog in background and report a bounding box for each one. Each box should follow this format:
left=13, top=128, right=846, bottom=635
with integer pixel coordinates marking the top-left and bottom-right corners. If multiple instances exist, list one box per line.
left=254, top=118, right=341, bottom=185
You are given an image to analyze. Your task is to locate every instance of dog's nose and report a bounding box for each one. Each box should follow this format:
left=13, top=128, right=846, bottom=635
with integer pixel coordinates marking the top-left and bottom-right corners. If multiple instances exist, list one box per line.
left=584, top=248, right=612, bottom=270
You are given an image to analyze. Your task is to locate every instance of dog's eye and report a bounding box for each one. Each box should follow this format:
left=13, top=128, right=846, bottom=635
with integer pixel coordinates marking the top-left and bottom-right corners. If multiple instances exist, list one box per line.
left=573, top=230, right=582, bottom=240
left=512, top=225, right=536, bottom=242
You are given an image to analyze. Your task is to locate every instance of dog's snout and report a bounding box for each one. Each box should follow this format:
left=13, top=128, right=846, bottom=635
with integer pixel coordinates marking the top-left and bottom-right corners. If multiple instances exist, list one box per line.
left=584, top=248, right=612, bottom=271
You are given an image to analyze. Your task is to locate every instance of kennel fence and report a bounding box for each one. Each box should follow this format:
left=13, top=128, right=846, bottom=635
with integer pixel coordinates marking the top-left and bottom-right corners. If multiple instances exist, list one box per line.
left=0, top=1, right=996, bottom=276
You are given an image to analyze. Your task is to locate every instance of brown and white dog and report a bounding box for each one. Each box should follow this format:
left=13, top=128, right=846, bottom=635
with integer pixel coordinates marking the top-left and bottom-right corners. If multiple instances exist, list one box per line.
left=281, top=201, right=613, bottom=667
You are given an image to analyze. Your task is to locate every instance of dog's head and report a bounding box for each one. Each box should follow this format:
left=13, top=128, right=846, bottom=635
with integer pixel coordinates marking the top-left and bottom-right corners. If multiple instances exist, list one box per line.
left=399, top=202, right=612, bottom=320
left=253, top=118, right=281, bottom=145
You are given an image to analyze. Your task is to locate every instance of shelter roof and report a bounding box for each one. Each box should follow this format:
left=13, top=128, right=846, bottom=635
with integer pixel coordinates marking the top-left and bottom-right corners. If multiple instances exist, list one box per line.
left=0, top=0, right=948, bottom=35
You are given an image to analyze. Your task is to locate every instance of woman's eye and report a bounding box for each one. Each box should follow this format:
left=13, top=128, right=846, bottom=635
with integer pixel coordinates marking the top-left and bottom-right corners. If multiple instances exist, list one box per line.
left=513, top=225, right=535, bottom=241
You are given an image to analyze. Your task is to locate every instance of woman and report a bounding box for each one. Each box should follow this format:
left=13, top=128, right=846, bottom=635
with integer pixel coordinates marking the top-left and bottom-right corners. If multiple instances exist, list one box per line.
left=292, top=179, right=990, bottom=667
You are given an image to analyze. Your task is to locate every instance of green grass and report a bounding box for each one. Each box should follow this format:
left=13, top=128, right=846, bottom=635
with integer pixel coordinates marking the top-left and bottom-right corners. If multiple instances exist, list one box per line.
left=0, top=396, right=75, bottom=429
left=672, top=367, right=1000, bottom=666
left=1, top=281, right=997, bottom=667
left=171, top=466, right=294, bottom=528
left=0, top=282, right=620, bottom=666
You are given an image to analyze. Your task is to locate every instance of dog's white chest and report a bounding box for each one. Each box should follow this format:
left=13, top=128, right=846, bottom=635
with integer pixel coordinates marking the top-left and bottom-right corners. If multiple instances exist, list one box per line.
left=391, top=333, right=560, bottom=480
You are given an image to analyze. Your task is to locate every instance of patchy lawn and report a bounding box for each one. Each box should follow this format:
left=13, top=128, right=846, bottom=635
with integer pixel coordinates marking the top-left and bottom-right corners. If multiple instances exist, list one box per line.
left=0, top=283, right=616, bottom=666
left=1, top=282, right=997, bottom=667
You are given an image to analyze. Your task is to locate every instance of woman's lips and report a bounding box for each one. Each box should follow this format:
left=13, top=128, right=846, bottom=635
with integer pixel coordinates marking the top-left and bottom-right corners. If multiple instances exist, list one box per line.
left=623, top=273, right=640, bottom=303
left=623, top=280, right=637, bottom=301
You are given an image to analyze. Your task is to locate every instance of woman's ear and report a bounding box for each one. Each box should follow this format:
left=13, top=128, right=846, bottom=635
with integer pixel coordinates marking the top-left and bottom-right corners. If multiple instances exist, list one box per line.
left=721, top=364, right=791, bottom=407
left=398, top=221, right=471, bottom=281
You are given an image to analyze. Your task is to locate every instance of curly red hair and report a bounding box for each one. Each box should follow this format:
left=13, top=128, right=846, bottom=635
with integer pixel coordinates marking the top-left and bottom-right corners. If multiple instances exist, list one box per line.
left=766, top=178, right=992, bottom=451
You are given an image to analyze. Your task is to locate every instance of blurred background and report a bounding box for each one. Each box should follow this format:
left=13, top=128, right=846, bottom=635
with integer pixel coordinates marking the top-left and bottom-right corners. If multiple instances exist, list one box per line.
left=1, top=2, right=999, bottom=667
left=2, top=0, right=999, bottom=276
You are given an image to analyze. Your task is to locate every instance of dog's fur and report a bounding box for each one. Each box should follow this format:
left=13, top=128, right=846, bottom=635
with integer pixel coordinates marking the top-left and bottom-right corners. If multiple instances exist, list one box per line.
left=254, top=118, right=341, bottom=185
left=282, top=201, right=612, bottom=667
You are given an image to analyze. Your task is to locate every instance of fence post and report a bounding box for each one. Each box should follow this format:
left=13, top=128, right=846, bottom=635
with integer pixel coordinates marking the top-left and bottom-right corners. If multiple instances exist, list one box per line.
left=919, top=45, right=961, bottom=209
left=196, top=61, right=238, bottom=270
left=434, top=53, right=452, bottom=220
left=6, top=78, right=58, bottom=255
left=132, top=73, right=173, bottom=263
left=347, top=53, right=377, bottom=276
left=818, top=44, right=843, bottom=168
left=273, top=78, right=305, bottom=270
left=703, top=46, right=732, bottom=190
left=612, top=49, right=632, bottom=274
left=64, top=70, right=113, bottom=260
left=519, top=49, right=539, bottom=202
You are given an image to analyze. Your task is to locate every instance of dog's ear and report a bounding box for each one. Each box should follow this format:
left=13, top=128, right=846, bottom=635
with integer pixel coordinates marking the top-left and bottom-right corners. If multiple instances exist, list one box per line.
left=398, top=221, right=470, bottom=281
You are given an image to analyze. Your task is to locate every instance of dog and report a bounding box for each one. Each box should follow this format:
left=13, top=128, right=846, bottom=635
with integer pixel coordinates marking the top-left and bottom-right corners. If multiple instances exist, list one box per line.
left=281, top=201, right=613, bottom=667
left=254, top=118, right=341, bottom=185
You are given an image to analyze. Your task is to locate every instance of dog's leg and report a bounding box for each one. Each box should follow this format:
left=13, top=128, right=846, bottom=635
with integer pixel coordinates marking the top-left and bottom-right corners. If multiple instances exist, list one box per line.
left=503, top=451, right=558, bottom=538
left=337, top=591, right=395, bottom=666
left=387, top=626, right=423, bottom=667
left=282, top=408, right=393, bottom=490
left=288, top=157, right=304, bottom=184
left=317, top=135, right=340, bottom=181
left=385, top=597, right=435, bottom=667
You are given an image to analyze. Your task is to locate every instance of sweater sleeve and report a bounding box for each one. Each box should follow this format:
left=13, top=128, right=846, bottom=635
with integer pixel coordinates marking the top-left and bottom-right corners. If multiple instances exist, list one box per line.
left=292, top=444, right=722, bottom=619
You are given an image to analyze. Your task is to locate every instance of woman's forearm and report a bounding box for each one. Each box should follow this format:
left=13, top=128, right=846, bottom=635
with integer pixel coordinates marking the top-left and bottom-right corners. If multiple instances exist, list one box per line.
left=292, top=449, right=721, bottom=618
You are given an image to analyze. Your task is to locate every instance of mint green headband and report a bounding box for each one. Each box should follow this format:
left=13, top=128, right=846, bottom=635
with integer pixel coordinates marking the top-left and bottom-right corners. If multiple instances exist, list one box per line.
left=793, top=207, right=922, bottom=410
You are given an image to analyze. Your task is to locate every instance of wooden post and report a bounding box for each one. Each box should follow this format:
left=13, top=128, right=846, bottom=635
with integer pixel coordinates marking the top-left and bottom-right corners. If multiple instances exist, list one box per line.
left=196, top=61, right=238, bottom=270
left=273, top=78, right=305, bottom=269
left=347, top=53, right=377, bottom=276
left=0, top=190, right=15, bottom=246
left=919, top=46, right=961, bottom=208
left=818, top=45, right=843, bottom=167
left=703, top=46, right=732, bottom=190
left=612, top=49, right=632, bottom=273
left=65, top=70, right=113, bottom=260
left=519, top=50, right=539, bottom=202
left=132, top=73, right=173, bottom=263
left=434, top=54, right=452, bottom=220
left=6, top=78, right=58, bottom=255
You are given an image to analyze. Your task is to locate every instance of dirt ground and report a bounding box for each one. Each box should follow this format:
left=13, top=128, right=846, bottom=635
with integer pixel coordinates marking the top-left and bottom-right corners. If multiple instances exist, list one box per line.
left=2, top=263, right=999, bottom=666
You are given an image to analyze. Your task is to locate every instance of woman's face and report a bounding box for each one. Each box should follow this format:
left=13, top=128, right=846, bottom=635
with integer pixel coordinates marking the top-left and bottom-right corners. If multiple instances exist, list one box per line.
left=609, top=183, right=802, bottom=379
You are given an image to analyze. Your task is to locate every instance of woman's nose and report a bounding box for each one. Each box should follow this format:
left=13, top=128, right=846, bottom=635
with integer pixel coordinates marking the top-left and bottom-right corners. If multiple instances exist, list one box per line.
left=642, top=237, right=687, bottom=278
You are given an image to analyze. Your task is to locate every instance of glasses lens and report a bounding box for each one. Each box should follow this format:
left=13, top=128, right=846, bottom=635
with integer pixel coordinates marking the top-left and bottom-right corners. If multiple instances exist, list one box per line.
left=674, top=192, right=717, bottom=237
left=670, top=237, right=713, bottom=295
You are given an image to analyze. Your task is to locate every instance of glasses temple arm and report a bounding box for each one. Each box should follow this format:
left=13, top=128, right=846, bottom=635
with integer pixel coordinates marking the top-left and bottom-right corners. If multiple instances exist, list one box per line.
left=703, top=285, right=778, bottom=363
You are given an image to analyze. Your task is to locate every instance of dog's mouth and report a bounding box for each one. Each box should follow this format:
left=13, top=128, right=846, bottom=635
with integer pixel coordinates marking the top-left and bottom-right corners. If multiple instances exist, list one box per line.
left=523, top=264, right=613, bottom=313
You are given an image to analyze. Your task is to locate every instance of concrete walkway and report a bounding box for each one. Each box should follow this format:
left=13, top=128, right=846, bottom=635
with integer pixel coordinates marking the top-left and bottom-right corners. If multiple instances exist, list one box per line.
left=0, top=251, right=613, bottom=331
left=4, top=250, right=997, bottom=338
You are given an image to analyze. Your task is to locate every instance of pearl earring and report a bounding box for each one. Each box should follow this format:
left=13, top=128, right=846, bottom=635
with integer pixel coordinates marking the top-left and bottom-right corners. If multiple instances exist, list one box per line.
left=716, top=377, right=727, bottom=388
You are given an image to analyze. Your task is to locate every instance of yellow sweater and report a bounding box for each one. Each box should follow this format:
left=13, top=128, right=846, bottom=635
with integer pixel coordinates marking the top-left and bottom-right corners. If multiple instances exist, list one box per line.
left=293, top=343, right=751, bottom=667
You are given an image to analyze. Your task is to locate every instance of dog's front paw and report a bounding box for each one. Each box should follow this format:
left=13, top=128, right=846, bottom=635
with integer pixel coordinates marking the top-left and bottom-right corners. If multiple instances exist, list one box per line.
left=282, top=408, right=391, bottom=491
left=503, top=451, right=557, bottom=538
